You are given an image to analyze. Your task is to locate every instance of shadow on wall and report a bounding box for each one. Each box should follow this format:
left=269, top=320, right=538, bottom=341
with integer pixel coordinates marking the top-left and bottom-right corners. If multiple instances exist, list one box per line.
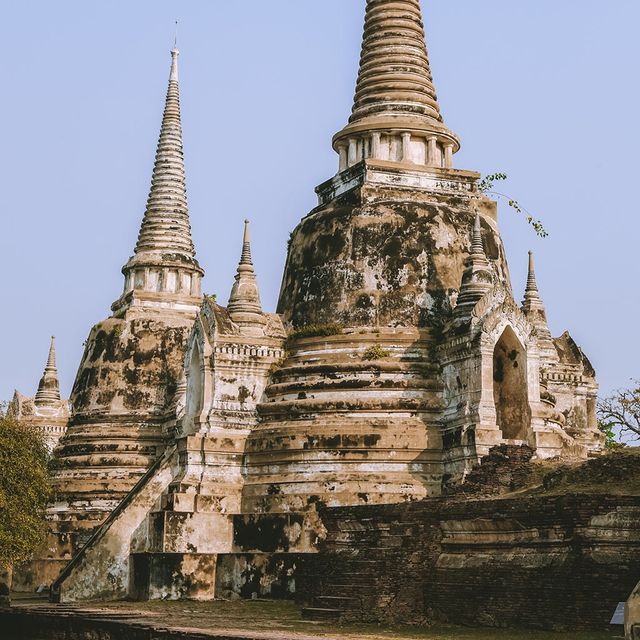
left=493, top=325, right=531, bottom=441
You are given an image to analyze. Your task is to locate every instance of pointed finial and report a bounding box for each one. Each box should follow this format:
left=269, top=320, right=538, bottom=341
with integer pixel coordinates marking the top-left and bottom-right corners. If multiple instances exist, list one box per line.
left=470, top=214, right=485, bottom=257
left=522, top=251, right=553, bottom=342
left=46, top=336, right=57, bottom=369
left=174, top=20, right=179, bottom=49
left=170, top=45, right=179, bottom=83
left=228, top=220, right=265, bottom=328
left=454, top=214, right=491, bottom=316
left=526, top=250, right=539, bottom=293
left=240, top=219, right=253, bottom=266
left=35, top=335, right=61, bottom=406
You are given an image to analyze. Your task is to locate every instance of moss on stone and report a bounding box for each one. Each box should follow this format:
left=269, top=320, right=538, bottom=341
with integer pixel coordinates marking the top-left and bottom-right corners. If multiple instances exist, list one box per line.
left=289, top=323, right=344, bottom=340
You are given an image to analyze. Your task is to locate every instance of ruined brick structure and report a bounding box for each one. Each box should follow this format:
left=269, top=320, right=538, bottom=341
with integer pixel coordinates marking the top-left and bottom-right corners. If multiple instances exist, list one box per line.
left=297, top=488, right=640, bottom=630
left=13, top=0, right=611, bottom=618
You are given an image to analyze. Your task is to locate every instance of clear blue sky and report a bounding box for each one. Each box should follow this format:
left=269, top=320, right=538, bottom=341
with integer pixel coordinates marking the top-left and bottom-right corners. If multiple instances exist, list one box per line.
left=1, top=0, right=638, bottom=403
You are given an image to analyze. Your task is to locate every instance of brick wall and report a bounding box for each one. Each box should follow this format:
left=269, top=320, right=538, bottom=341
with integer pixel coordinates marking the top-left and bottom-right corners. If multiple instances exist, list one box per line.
left=297, top=494, right=640, bottom=630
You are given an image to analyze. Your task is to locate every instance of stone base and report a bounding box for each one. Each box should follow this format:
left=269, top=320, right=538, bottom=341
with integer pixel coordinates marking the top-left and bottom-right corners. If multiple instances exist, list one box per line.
left=131, top=553, right=217, bottom=601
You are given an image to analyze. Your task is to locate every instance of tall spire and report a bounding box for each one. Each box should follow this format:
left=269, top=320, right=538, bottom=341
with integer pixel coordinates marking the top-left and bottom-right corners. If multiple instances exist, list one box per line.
left=134, top=46, right=194, bottom=255
left=113, top=46, right=203, bottom=316
left=35, top=336, right=61, bottom=406
left=455, top=215, right=492, bottom=316
left=521, top=252, right=552, bottom=341
left=333, top=0, right=459, bottom=173
left=227, top=220, right=266, bottom=331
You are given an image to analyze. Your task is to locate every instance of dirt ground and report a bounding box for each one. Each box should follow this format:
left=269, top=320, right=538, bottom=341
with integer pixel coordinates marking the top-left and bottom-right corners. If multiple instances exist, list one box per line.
left=10, top=596, right=621, bottom=640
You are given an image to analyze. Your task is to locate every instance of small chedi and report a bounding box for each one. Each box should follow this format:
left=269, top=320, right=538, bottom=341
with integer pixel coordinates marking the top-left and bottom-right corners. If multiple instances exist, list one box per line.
left=14, top=0, right=605, bottom=606
left=9, top=337, right=69, bottom=453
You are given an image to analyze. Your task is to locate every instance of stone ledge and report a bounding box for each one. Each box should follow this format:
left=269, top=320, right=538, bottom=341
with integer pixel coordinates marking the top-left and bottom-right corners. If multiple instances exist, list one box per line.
left=315, top=160, right=480, bottom=206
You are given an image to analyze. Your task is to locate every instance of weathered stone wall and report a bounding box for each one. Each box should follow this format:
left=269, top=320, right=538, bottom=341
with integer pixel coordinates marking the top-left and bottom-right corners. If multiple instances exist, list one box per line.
left=277, top=173, right=505, bottom=330
left=25, top=314, right=196, bottom=592
left=244, top=327, right=445, bottom=512
left=298, top=492, right=640, bottom=630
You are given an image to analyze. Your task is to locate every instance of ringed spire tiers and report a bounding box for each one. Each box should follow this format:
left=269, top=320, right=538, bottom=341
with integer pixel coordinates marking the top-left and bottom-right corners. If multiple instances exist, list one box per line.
left=112, top=46, right=203, bottom=317
left=35, top=336, right=61, bottom=406
left=521, top=251, right=553, bottom=342
left=228, top=220, right=266, bottom=331
left=455, top=214, right=493, bottom=316
left=333, top=0, right=460, bottom=173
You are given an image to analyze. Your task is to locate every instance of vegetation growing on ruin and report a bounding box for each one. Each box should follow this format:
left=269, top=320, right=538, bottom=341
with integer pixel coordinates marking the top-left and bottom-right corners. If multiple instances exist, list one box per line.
left=0, top=407, right=51, bottom=568
left=598, top=379, right=640, bottom=446
left=289, top=323, right=343, bottom=340
left=362, top=344, right=392, bottom=361
left=479, top=173, right=549, bottom=238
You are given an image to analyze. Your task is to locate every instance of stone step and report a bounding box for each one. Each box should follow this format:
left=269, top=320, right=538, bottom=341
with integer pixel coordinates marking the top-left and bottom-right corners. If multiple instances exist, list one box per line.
left=315, top=595, right=359, bottom=609
left=301, top=607, right=344, bottom=622
left=326, top=572, right=376, bottom=584
left=325, top=583, right=378, bottom=596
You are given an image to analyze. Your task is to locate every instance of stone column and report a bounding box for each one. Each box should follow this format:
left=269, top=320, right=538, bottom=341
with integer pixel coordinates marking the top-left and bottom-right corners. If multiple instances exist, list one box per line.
left=402, top=132, right=412, bottom=163
left=338, top=144, right=348, bottom=172
left=348, top=138, right=358, bottom=167
left=371, top=132, right=381, bottom=159
left=192, top=274, right=201, bottom=297
left=444, top=144, right=454, bottom=169
left=428, top=136, right=438, bottom=167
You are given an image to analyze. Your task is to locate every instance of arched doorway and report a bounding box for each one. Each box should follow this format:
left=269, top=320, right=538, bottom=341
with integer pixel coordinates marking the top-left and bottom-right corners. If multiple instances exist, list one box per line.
left=493, top=326, right=531, bottom=441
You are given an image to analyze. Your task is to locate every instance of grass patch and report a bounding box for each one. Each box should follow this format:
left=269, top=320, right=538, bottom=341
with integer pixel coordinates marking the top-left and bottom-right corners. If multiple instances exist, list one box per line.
left=362, top=344, right=391, bottom=361
left=289, top=323, right=343, bottom=340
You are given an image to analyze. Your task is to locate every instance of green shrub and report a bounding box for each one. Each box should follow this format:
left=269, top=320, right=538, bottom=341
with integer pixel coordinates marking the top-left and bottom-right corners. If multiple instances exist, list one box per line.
left=362, top=344, right=391, bottom=361
left=0, top=413, right=51, bottom=568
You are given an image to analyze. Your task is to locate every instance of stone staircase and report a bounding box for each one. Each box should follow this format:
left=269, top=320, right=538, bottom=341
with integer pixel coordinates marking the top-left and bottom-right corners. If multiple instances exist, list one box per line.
left=300, top=518, right=414, bottom=622
left=299, top=445, right=542, bottom=622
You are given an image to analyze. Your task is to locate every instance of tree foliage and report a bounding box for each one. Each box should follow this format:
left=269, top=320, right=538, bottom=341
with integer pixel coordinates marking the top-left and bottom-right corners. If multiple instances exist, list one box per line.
left=598, top=381, right=640, bottom=446
left=479, top=172, right=549, bottom=238
left=0, top=409, right=51, bottom=569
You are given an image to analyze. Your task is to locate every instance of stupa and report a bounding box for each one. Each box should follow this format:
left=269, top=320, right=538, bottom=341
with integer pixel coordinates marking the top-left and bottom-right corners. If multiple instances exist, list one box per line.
left=14, top=0, right=602, bottom=602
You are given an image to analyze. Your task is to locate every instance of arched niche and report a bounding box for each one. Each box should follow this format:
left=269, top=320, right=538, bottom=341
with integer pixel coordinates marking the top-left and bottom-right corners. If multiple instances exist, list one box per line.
left=184, top=342, right=204, bottom=431
left=493, top=325, right=531, bottom=441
